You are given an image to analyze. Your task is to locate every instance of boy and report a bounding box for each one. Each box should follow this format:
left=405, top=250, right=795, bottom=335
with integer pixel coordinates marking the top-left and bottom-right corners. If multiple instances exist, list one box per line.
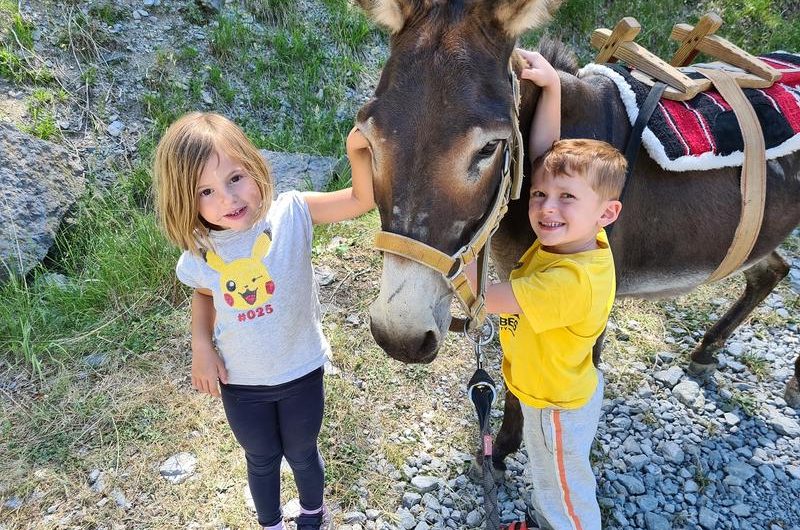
left=468, top=139, right=627, bottom=530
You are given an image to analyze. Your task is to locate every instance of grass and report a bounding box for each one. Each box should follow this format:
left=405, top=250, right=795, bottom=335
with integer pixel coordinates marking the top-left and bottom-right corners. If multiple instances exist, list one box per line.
left=0, top=2, right=54, bottom=84
left=24, top=88, right=66, bottom=140
left=1, top=0, right=799, bottom=528
left=522, top=0, right=800, bottom=64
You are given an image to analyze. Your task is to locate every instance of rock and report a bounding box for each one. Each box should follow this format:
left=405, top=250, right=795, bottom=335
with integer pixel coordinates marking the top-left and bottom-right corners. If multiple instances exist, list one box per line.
left=159, top=452, right=197, bottom=484
left=644, top=512, right=671, bottom=530
left=725, top=461, right=756, bottom=481
left=262, top=150, right=338, bottom=194
left=465, top=509, right=482, bottom=526
left=89, top=469, right=106, bottom=492
left=110, top=488, right=131, bottom=509
left=315, top=266, right=336, bottom=286
left=106, top=120, right=125, bottom=137
left=653, top=366, right=684, bottom=388
left=660, top=441, right=685, bottom=464
left=410, top=476, right=440, bottom=493
left=698, top=506, right=719, bottom=529
left=0, top=123, right=84, bottom=280
left=3, top=496, right=22, bottom=509
left=617, top=474, right=646, bottom=495
left=766, top=413, right=800, bottom=437
left=672, top=380, right=703, bottom=408
left=402, top=492, right=421, bottom=508
left=343, top=512, right=367, bottom=524
left=84, top=353, right=108, bottom=368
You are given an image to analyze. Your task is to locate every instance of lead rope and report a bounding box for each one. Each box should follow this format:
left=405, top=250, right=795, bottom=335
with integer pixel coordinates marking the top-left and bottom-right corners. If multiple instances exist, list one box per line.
left=465, top=315, right=500, bottom=530
left=465, top=244, right=500, bottom=529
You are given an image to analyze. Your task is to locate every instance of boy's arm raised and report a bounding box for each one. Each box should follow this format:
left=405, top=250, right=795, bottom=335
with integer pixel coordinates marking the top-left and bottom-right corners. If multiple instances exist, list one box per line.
left=191, top=288, right=228, bottom=397
left=517, top=49, right=561, bottom=162
left=303, top=128, right=375, bottom=225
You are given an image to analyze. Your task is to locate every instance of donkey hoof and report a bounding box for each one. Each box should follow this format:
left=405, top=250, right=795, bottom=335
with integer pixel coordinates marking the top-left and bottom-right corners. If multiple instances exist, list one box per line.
left=687, top=361, right=717, bottom=379
left=785, top=378, right=800, bottom=409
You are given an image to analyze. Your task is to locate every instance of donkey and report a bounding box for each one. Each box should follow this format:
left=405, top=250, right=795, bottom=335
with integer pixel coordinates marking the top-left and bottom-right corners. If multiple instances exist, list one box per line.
left=355, top=0, right=800, bottom=473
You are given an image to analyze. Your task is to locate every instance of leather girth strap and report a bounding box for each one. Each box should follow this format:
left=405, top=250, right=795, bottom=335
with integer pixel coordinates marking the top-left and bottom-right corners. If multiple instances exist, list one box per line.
left=695, top=68, right=767, bottom=282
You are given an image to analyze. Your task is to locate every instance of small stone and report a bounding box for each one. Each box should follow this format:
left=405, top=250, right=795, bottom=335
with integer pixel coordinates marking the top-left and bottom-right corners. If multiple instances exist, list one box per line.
left=3, top=497, right=23, bottom=509
left=110, top=488, right=131, bottom=509
left=698, top=506, right=719, bottom=529
left=159, top=452, right=197, bottom=484
left=106, top=120, right=125, bottom=137
left=410, top=476, right=440, bottom=493
left=653, top=366, right=684, bottom=388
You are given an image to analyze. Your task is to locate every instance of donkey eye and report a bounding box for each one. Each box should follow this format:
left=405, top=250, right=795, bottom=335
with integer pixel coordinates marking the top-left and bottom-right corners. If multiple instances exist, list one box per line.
left=476, top=140, right=500, bottom=159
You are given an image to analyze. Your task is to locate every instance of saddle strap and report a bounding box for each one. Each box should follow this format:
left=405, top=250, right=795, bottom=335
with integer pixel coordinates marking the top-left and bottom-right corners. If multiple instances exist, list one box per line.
left=695, top=68, right=767, bottom=282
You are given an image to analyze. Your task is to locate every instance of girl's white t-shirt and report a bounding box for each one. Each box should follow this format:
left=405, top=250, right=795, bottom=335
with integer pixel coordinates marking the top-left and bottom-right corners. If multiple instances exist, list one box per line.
left=176, top=191, right=330, bottom=385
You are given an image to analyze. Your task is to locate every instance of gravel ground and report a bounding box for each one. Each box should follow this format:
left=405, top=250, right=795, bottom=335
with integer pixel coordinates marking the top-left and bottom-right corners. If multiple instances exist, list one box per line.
left=323, top=243, right=800, bottom=530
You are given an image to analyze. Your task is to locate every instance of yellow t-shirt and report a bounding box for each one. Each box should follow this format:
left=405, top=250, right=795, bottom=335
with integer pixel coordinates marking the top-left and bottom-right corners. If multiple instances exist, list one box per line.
left=500, top=230, right=615, bottom=409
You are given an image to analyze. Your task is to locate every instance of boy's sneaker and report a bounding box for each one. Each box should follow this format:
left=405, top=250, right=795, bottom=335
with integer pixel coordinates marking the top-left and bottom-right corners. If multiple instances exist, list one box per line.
left=295, top=506, right=331, bottom=530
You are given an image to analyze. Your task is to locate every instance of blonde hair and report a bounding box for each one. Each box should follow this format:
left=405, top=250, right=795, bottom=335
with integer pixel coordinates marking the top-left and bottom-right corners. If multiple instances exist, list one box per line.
left=536, top=139, right=627, bottom=200
left=153, top=112, right=273, bottom=254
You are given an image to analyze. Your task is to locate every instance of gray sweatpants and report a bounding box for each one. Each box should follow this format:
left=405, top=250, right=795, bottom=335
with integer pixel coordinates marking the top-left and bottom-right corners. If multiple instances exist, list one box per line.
left=520, top=371, right=604, bottom=530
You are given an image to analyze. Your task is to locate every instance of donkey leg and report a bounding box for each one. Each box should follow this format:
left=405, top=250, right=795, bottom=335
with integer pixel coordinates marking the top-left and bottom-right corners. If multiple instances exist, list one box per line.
left=491, top=388, right=524, bottom=478
left=785, top=354, right=800, bottom=410
left=688, top=251, right=789, bottom=377
left=592, top=327, right=607, bottom=367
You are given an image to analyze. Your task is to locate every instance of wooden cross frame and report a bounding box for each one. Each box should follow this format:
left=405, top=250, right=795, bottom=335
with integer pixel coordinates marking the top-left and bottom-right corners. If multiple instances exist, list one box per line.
left=590, top=13, right=783, bottom=101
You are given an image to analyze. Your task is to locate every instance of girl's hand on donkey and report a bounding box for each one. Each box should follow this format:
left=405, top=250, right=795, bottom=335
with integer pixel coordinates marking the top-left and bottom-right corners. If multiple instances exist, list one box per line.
left=191, top=343, right=229, bottom=397
left=517, top=49, right=559, bottom=90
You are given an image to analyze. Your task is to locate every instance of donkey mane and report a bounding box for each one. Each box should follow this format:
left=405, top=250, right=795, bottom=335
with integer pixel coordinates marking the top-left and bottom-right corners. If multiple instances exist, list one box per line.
left=536, top=36, right=579, bottom=75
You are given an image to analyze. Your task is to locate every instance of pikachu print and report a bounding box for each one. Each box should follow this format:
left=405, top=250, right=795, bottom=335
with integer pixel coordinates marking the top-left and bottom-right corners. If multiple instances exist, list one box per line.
left=206, top=231, right=276, bottom=310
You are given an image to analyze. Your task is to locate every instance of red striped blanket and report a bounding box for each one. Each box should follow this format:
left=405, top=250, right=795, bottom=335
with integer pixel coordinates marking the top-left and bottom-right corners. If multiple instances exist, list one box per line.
left=578, top=52, right=800, bottom=172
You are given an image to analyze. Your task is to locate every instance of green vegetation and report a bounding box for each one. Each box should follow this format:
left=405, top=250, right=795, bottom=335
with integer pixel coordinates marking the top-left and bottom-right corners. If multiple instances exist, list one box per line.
left=1, top=0, right=799, bottom=527
left=523, top=0, right=800, bottom=63
left=0, top=2, right=54, bottom=83
left=24, top=88, right=65, bottom=140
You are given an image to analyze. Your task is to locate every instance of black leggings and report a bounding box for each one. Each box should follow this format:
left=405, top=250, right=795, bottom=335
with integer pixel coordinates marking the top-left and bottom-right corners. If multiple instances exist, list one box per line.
left=220, top=367, right=325, bottom=527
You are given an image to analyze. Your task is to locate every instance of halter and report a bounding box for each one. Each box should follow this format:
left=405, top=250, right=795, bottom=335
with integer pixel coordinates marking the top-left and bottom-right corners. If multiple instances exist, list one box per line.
left=373, top=66, right=525, bottom=330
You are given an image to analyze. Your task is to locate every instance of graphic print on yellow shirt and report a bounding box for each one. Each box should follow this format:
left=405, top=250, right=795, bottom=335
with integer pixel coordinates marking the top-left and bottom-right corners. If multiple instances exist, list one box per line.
left=500, top=230, right=615, bottom=410
left=206, top=231, right=275, bottom=311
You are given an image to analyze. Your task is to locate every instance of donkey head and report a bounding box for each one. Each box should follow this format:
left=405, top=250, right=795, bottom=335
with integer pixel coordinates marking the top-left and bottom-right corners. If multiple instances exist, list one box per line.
left=357, top=0, right=559, bottom=363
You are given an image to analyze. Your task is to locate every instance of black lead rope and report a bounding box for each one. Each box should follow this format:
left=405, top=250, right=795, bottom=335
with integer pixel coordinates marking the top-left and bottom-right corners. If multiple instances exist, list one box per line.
left=469, top=367, right=500, bottom=529
left=607, top=81, right=668, bottom=237
left=465, top=317, right=499, bottom=530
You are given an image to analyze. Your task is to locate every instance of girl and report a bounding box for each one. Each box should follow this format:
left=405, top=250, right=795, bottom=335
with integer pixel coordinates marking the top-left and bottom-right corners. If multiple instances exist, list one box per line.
left=153, top=112, right=374, bottom=530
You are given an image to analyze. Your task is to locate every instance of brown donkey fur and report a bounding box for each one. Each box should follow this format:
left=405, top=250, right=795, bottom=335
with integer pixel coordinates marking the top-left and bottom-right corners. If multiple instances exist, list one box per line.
left=356, top=0, right=800, bottom=473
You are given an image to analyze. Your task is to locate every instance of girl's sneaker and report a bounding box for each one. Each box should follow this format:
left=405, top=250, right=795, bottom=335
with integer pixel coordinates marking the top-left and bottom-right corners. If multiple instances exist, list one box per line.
left=295, top=506, right=331, bottom=530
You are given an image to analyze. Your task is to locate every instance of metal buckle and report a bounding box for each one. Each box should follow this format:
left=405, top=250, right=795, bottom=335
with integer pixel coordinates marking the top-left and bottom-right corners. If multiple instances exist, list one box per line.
left=502, top=143, right=511, bottom=176
left=464, top=318, right=495, bottom=347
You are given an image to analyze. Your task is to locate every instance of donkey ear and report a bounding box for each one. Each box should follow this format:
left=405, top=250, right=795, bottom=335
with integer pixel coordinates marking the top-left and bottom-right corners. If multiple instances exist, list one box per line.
left=354, top=0, right=407, bottom=34
left=492, top=0, right=562, bottom=38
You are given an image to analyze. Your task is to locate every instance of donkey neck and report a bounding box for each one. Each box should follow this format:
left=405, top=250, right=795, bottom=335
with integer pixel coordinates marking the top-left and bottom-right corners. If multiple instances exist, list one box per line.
left=560, top=71, right=631, bottom=150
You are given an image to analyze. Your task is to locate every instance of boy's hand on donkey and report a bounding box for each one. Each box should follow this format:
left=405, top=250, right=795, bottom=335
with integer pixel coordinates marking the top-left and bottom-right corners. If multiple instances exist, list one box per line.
left=517, top=49, right=559, bottom=90
left=191, top=342, right=229, bottom=397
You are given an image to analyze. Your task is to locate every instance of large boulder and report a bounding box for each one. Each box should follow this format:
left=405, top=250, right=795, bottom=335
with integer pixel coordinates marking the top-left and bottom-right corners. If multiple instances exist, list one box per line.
left=263, top=149, right=340, bottom=194
left=0, top=122, right=84, bottom=281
